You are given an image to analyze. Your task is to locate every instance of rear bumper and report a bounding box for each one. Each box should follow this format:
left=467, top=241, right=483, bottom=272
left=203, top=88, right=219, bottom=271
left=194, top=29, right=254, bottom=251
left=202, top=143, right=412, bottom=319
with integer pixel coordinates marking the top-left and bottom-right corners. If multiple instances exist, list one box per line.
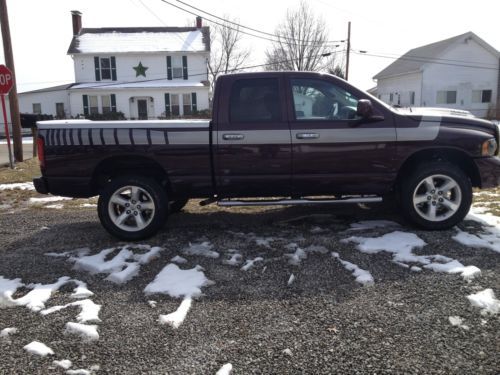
left=33, top=176, right=94, bottom=198
left=475, top=156, right=500, bottom=188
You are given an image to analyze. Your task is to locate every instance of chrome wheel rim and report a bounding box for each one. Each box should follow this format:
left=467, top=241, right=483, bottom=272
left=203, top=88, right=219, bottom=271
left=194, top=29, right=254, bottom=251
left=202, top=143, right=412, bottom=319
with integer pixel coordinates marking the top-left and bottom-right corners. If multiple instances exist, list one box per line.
left=413, top=174, right=462, bottom=222
left=108, top=186, right=155, bottom=232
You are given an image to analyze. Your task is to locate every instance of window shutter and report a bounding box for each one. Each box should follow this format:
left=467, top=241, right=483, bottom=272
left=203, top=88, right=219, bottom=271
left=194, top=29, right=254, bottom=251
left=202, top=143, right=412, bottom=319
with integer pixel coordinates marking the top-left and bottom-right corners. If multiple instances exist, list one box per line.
left=166, top=56, right=172, bottom=80
left=182, top=56, right=188, bottom=80
left=94, top=57, right=101, bottom=81
left=110, top=56, right=117, bottom=81
left=164, top=93, right=171, bottom=116
left=110, top=94, right=117, bottom=112
left=191, top=93, right=197, bottom=112
left=83, top=95, right=89, bottom=116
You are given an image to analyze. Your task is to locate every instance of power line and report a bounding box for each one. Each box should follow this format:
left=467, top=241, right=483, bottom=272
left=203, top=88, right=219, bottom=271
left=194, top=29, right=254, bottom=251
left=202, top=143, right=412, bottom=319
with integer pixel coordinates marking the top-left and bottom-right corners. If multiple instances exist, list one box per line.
left=353, top=50, right=500, bottom=71
left=174, top=0, right=345, bottom=45
left=158, top=0, right=344, bottom=47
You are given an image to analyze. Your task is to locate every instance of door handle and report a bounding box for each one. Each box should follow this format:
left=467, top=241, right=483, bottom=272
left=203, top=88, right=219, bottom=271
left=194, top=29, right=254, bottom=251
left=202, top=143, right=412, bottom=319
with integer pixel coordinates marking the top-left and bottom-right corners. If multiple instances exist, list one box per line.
left=222, top=133, right=245, bottom=140
left=296, top=133, right=320, bottom=139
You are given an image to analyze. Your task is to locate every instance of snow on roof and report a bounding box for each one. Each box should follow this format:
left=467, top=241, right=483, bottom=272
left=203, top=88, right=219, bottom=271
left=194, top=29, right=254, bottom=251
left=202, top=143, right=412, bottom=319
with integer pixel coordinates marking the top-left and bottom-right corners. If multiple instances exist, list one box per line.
left=68, top=27, right=210, bottom=54
left=70, top=80, right=206, bottom=90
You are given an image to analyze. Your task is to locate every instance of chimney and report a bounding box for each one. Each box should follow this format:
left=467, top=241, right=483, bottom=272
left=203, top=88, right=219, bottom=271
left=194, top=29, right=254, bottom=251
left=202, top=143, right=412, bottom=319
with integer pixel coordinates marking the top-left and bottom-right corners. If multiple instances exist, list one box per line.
left=71, top=10, right=82, bottom=36
left=196, top=16, right=202, bottom=28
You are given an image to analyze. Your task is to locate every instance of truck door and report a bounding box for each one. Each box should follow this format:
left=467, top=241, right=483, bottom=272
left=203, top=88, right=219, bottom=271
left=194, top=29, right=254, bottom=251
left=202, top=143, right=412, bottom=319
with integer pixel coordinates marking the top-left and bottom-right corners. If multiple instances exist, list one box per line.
left=214, top=75, right=292, bottom=197
left=287, top=75, right=397, bottom=196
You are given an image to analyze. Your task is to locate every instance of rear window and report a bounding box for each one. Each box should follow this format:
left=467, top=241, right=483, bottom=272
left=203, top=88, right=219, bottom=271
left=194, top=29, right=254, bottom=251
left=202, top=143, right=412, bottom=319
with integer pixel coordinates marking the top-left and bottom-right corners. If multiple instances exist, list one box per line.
left=229, top=78, right=281, bottom=123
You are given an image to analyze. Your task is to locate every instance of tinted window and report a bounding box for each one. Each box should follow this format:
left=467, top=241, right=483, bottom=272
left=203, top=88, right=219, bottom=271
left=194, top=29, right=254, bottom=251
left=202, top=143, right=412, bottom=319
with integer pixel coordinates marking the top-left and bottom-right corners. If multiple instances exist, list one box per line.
left=291, top=79, right=359, bottom=121
left=230, top=78, right=281, bottom=123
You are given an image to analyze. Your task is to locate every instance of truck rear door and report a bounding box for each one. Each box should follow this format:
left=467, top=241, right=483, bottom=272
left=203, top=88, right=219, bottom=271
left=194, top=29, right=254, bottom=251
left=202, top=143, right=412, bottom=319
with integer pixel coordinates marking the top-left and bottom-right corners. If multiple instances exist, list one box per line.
left=213, top=74, right=292, bottom=197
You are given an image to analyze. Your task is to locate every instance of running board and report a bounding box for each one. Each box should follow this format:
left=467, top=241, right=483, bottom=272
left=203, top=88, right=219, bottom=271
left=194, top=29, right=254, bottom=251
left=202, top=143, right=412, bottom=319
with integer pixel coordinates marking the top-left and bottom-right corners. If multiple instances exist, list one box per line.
left=217, top=196, right=382, bottom=207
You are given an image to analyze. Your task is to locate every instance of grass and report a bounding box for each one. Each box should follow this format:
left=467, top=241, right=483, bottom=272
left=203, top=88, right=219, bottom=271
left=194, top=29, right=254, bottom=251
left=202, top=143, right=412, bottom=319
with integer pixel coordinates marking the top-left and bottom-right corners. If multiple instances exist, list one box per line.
left=0, top=158, right=41, bottom=184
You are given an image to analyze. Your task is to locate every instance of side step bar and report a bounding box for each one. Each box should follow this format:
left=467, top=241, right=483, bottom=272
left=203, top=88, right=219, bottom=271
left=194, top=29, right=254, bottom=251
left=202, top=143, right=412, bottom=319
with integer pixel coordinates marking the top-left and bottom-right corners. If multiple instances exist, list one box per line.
left=217, top=196, right=382, bottom=207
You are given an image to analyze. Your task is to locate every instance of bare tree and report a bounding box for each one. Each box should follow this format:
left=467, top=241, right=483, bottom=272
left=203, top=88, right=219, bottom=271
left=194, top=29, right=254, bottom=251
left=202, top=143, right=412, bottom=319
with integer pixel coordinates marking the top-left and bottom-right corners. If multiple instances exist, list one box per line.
left=208, top=17, right=251, bottom=92
left=265, top=1, right=340, bottom=72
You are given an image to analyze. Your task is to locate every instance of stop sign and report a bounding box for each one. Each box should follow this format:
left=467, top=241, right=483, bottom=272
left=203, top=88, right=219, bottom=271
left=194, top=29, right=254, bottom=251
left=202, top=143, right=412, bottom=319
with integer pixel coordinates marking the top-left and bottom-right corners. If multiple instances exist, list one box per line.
left=0, top=65, right=14, bottom=94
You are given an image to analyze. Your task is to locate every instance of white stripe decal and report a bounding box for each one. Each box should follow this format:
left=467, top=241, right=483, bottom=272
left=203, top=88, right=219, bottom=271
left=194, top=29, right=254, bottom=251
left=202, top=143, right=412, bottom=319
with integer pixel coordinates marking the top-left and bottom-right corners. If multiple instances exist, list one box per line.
left=397, top=117, right=441, bottom=141
left=169, top=131, right=208, bottom=145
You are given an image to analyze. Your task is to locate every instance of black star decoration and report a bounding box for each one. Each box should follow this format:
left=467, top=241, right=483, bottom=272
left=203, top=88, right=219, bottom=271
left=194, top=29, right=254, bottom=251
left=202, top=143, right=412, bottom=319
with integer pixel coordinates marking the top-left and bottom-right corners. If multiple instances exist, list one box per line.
left=133, top=62, right=148, bottom=77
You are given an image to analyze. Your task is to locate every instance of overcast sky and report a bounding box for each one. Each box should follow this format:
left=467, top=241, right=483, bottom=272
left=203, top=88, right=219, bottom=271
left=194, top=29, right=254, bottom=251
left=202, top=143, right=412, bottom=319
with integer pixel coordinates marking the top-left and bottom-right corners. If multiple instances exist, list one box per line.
left=1, top=0, right=499, bottom=93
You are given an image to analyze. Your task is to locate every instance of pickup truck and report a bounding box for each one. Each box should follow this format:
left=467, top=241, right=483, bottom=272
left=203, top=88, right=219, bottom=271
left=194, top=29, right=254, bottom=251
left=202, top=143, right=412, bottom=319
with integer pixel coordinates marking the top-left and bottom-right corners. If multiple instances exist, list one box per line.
left=33, top=72, right=500, bottom=240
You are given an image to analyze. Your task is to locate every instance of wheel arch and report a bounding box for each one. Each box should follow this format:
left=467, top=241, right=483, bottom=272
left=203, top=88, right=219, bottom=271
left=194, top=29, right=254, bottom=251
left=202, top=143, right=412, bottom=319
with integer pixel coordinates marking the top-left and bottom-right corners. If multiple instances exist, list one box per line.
left=91, top=155, right=171, bottom=195
left=395, top=147, right=481, bottom=190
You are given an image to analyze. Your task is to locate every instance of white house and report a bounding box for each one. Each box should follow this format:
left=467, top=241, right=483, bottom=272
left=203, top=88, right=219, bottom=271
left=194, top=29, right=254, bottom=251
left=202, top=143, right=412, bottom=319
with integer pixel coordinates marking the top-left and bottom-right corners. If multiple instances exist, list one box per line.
left=18, top=11, right=210, bottom=119
left=373, top=32, right=500, bottom=119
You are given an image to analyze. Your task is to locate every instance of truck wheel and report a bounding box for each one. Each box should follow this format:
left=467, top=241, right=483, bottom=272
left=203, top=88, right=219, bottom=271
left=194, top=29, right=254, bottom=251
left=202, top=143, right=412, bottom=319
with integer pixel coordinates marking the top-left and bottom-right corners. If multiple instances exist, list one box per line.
left=169, top=198, right=189, bottom=214
left=98, top=176, right=168, bottom=240
left=400, top=162, right=472, bottom=230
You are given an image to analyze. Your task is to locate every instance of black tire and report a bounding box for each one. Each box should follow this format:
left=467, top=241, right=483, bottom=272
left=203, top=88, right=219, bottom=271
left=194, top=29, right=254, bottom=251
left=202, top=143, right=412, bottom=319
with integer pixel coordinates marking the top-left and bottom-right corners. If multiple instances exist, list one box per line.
left=400, top=161, right=472, bottom=230
left=169, top=198, right=189, bottom=214
left=98, top=175, right=168, bottom=240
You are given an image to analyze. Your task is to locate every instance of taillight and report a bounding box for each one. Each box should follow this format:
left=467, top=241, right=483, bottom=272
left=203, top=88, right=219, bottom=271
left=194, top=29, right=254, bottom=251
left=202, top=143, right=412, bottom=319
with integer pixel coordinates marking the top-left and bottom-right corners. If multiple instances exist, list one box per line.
left=37, top=137, right=45, bottom=168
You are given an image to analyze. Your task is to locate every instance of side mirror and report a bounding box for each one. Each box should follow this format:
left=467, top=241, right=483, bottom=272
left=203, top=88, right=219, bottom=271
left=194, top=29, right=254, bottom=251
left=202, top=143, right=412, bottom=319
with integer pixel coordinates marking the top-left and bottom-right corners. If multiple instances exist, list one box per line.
left=357, top=99, right=374, bottom=119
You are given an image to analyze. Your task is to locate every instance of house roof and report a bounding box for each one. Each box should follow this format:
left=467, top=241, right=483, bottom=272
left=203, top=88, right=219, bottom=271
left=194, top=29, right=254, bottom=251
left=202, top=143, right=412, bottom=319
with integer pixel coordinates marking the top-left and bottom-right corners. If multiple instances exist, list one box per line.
left=67, top=27, right=210, bottom=54
left=373, top=31, right=499, bottom=80
left=19, top=83, right=75, bottom=95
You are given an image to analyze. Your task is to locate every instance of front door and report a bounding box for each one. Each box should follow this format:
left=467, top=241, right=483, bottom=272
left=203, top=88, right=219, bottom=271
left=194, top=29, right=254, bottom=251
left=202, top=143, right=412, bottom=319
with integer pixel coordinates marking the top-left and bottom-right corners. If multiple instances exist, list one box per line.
left=214, top=75, right=292, bottom=197
left=287, top=75, right=397, bottom=196
left=137, top=99, right=148, bottom=120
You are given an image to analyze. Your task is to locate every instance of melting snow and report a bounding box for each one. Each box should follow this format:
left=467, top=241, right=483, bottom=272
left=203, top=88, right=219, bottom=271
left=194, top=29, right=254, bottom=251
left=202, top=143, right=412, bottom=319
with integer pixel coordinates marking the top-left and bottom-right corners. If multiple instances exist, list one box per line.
left=64, top=322, right=99, bottom=341
left=171, top=255, right=188, bottom=264
left=71, top=245, right=163, bottom=284
left=285, top=247, right=307, bottom=266
left=0, top=327, right=17, bottom=342
left=216, top=363, right=233, bottom=375
left=0, top=276, right=24, bottom=308
left=23, top=341, right=54, bottom=356
left=145, top=264, right=212, bottom=328
left=41, top=299, right=101, bottom=323
left=348, top=220, right=400, bottom=231
left=241, top=257, right=264, bottom=271
left=287, top=274, right=295, bottom=286
left=0, top=182, right=34, bottom=191
left=158, top=297, right=192, bottom=329
left=332, top=252, right=374, bottom=285
left=11, top=277, right=71, bottom=312
left=453, top=229, right=500, bottom=254
left=66, top=369, right=91, bottom=375
left=222, top=253, right=243, bottom=266
left=342, top=231, right=481, bottom=281
left=53, top=359, right=73, bottom=370
left=448, top=316, right=469, bottom=330
left=29, top=196, right=71, bottom=204
left=183, top=242, right=219, bottom=258
left=467, top=289, right=500, bottom=315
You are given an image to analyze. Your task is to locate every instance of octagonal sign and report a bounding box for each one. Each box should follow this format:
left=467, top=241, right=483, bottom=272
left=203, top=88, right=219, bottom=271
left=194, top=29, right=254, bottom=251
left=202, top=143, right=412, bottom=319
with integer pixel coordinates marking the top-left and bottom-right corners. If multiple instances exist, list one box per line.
left=0, top=65, right=14, bottom=95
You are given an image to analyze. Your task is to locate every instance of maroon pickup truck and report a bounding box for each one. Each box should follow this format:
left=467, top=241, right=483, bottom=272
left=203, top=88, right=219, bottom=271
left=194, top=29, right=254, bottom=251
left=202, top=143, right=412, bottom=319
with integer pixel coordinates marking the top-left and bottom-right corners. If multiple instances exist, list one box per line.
left=34, top=72, right=500, bottom=240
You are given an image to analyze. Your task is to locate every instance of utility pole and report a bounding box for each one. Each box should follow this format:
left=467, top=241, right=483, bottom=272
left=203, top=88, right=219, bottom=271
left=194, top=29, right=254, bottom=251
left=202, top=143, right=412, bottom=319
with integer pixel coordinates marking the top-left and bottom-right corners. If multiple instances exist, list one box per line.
left=0, top=0, right=23, bottom=162
left=345, top=21, right=351, bottom=81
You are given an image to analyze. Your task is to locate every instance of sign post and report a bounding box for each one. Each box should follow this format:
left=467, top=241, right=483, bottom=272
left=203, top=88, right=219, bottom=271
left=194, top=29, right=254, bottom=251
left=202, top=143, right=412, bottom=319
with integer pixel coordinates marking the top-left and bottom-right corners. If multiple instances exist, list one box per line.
left=0, top=64, right=14, bottom=169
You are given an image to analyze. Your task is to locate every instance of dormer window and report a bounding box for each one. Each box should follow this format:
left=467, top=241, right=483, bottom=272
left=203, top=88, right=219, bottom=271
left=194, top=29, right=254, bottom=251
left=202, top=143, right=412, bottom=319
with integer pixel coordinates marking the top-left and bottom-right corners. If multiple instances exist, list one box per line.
left=94, top=56, right=117, bottom=81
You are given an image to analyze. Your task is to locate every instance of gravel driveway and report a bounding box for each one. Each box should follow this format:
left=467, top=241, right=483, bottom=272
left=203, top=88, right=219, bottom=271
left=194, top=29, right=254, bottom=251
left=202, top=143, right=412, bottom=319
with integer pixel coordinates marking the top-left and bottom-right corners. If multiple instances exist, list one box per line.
left=0, top=191, right=499, bottom=374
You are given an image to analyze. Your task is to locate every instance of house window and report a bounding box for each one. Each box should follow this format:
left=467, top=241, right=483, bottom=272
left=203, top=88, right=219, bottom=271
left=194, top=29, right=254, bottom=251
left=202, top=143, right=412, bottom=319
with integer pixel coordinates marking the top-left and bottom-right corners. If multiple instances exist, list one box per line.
left=32, top=103, right=41, bottom=114
left=183, top=93, right=192, bottom=115
left=102, top=95, right=111, bottom=113
left=172, top=56, right=183, bottom=79
left=89, top=96, right=99, bottom=115
left=56, top=103, right=65, bottom=118
left=472, top=89, right=492, bottom=103
left=100, top=58, right=111, bottom=80
left=389, top=93, right=394, bottom=102
left=94, top=56, right=116, bottom=81
left=436, top=90, right=457, bottom=104
left=410, top=91, right=415, bottom=106
left=171, top=94, right=180, bottom=116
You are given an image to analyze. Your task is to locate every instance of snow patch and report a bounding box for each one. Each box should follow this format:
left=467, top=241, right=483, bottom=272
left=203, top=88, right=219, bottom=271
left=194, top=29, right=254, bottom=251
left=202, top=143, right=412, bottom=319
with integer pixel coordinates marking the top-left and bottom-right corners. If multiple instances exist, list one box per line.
left=241, top=257, right=264, bottom=271
left=171, top=255, right=188, bottom=264
left=222, top=253, right=243, bottom=266
left=183, top=242, right=219, bottom=258
left=0, top=276, right=24, bottom=308
left=12, top=277, right=71, bottom=312
left=29, top=196, right=72, bottom=204
left=348, top=220, right=400, bottom=231
left=424, top=260, right=481, bottom=281
left=24, top=341, right=54, bottom=356
left=285, top=247, right=307, bottom=266
left=0, top=182, right=34, bottom=191
left=158, top=297, right=192, bottom=329
left=287, top=274, right=295, bottom=286
left=467, top=289, right=500, bottom=315
left=0, top=327, right=17, bottom=342
left=66, top=369, right=91, bottom=375
left=41, top=299, right=101, bottom=323
left=53, top=359, right=73, bottom=370
left=64, top=322, right=99, bottom=341
left=453, top=228, right=500, bottom=254
left=448, top=316, right=469, bottom=330
left=332, top=252, right=374, bottom=285
left=216, top=363, right=233, bottom=375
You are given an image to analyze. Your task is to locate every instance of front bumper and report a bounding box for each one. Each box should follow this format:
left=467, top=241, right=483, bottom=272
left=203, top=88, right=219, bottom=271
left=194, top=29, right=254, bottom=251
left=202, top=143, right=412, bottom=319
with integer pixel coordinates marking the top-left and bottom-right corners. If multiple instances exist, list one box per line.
left=475, top=156, right=500, bottom=188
